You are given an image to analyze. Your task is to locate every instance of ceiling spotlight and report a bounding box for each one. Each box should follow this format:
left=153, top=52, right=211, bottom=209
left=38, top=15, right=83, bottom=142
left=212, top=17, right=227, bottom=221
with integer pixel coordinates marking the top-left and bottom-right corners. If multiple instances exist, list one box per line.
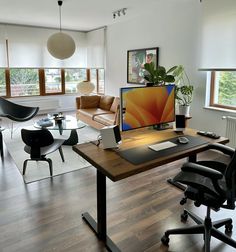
left=112, top=8, right=127, bottom=19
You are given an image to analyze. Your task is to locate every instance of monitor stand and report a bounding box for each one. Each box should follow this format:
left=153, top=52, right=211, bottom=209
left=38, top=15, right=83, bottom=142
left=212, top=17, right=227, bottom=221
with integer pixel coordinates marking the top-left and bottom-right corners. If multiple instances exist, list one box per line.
left=153, top=123, right=172, bottom=131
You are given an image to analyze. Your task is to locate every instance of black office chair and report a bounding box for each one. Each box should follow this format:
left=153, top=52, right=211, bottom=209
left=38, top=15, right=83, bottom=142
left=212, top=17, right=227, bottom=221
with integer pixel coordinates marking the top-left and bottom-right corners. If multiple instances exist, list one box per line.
left=21, top=129, right=65, bottom=176
left=161, top=143, right=236, bottom=252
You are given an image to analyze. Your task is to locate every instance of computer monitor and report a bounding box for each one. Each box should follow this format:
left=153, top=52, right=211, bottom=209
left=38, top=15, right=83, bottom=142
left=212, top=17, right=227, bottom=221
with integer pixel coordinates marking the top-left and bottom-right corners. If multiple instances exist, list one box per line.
left=120, top=85, right=175, bottom=131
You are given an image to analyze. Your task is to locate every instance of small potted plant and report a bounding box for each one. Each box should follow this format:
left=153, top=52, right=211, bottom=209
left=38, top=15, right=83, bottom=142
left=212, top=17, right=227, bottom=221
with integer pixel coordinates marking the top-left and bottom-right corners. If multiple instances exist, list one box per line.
left=143, top=62, right=177, bottom=86
left=173, top=65, right=194, bottom=116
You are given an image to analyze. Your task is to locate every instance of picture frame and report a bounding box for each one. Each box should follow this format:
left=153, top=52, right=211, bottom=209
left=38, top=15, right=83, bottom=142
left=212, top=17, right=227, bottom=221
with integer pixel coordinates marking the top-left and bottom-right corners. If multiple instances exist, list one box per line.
left=127, top=47, right=159, bottom=84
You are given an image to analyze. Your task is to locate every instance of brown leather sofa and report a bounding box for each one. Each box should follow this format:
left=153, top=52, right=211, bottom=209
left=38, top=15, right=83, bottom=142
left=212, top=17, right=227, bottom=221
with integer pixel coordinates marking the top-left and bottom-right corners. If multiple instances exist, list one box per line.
left=76, top=95, right=120, bottom=130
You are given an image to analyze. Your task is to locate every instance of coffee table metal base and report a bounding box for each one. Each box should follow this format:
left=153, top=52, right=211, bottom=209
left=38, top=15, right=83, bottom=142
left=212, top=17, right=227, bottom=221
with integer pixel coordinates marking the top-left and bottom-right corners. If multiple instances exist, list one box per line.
left=63, top=129, right=78, bottom=145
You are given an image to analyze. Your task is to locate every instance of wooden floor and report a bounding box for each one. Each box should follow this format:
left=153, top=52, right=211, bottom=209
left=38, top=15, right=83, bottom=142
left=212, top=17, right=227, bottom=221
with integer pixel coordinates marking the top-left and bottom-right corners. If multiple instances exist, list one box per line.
left=1, top=142, right=236, bottom=252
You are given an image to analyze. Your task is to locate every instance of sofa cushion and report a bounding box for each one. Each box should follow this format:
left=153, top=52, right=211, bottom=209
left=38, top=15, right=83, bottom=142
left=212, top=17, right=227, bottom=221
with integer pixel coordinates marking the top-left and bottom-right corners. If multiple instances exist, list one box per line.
left=93, top=113, right=116, bottom=126
left=78, top=108, right=113, bottom=119
left=80, top=95, right=100, bottom=109
left=110, top=97, right=120, bottom=112
left=99, top=95, right=114, bottom=110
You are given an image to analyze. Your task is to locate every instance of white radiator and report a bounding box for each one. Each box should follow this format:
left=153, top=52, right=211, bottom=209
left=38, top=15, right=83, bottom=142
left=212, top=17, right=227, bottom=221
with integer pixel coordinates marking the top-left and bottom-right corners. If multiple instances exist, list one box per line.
left=223, top=116, right=236, bottom=147
left=17, top=99, right=60, bottom=114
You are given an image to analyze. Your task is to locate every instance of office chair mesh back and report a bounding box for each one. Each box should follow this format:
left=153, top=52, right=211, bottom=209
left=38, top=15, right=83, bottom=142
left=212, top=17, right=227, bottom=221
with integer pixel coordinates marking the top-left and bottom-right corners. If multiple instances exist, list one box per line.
left=21, top=129, right=54, bottom=159
left=224, top=151, right=236, bottom=207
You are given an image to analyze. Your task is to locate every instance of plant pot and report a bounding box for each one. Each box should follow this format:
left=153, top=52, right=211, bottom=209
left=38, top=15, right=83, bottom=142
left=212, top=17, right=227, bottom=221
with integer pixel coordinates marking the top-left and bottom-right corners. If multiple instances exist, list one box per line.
left=178, top=105, right=190, bottom=117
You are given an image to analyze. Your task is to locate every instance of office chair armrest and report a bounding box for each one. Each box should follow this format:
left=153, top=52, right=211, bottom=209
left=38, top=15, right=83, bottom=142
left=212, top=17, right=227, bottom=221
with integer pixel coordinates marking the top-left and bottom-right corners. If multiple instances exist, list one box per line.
left=182, top=162, right=223, bottom=180
left=208, top=143, right=234, bottom=157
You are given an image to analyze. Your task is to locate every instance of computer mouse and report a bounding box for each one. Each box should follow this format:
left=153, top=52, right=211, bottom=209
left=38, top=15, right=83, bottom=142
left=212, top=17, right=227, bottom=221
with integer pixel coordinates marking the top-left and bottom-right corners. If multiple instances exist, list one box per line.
left=178, top=136, right=189, bottom=144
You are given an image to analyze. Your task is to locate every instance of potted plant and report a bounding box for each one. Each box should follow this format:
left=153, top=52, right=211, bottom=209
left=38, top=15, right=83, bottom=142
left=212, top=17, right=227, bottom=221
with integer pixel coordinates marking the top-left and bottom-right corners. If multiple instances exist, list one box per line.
left=173, top=65, right=194, bottom=116
left=143, top=62, right=177, bottom=86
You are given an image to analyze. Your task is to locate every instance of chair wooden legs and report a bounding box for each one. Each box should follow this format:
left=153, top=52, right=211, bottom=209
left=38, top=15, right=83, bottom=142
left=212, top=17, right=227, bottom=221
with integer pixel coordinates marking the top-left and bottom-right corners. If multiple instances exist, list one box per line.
left=58, top=146, right=65, bottom=162
left=23, top=158, right=53, bottom=176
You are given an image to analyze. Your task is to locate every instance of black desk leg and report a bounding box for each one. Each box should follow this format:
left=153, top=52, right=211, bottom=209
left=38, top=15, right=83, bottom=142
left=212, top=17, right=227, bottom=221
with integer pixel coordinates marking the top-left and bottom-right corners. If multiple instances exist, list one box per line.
left=167, top=154, right=197, bottom=191
left=0, top=131, right=3, bottom=158
left=188, top=154, right=197, bottom=163
left=82, top=170, right=121, bottom=252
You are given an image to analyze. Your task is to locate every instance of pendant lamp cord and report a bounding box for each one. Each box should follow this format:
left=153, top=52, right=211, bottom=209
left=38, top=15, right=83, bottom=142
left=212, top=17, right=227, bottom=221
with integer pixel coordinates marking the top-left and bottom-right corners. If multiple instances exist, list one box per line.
left=58, top=1, right=63, bottom=32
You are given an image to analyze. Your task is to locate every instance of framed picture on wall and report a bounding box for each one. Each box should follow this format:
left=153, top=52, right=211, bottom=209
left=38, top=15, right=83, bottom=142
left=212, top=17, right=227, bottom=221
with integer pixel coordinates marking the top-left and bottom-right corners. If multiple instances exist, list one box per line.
left=127, top=47, right=159, bottom=84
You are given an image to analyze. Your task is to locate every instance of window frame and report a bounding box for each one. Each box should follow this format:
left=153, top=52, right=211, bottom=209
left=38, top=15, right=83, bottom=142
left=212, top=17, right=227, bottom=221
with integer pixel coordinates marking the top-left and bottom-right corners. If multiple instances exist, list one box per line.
left=210, top=70, right=236, bottom=111
left=0, top=67, right=105, bottom=98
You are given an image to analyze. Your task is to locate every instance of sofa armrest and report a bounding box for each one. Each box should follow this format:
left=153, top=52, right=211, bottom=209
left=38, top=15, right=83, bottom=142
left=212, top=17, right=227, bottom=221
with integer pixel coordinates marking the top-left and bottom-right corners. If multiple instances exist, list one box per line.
left=76, top=97, right=81, bottom=109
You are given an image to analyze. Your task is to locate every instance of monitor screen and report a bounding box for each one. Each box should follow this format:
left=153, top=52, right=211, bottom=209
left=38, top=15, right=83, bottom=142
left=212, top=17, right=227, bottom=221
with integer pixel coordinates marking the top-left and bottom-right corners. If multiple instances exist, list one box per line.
left=120, top=85, right=175, bottom=131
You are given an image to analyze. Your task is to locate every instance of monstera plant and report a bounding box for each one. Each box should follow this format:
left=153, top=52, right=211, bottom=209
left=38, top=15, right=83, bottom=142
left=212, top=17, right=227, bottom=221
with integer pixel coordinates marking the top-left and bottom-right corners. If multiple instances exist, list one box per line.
left=173, top=65, right=194, bottom=116
left=143, top=62, right=177, bottom=86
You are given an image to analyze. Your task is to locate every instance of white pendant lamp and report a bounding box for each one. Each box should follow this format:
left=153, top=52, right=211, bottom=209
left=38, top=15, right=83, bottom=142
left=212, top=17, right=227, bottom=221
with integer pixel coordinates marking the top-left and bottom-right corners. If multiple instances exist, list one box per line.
left=47, top=0, right=76, bottom=60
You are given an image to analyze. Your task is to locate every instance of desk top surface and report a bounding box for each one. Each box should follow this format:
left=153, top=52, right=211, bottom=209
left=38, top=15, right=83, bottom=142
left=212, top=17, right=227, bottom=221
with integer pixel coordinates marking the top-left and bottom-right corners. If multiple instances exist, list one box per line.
left=73, top=128, right=229, bottom=182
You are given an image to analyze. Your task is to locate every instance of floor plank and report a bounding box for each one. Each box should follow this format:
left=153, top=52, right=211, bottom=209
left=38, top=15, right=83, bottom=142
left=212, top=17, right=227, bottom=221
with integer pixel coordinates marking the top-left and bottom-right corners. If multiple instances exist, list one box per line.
left=0, top=136, right=236, bottom=251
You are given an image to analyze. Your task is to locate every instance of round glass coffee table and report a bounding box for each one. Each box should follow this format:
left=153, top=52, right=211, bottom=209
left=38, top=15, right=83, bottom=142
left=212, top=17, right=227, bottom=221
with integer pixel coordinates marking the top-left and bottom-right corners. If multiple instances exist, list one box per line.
left=35, top=115, right=86, bottom=145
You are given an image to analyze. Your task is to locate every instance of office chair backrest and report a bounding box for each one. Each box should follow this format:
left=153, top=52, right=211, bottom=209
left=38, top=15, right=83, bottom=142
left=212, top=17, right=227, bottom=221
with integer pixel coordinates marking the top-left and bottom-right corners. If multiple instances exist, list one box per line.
left=223, top=151, right=236, bottom=207
left=0, top=97, right=39, bottom=122
left=21, top=129, right=54, bottom=158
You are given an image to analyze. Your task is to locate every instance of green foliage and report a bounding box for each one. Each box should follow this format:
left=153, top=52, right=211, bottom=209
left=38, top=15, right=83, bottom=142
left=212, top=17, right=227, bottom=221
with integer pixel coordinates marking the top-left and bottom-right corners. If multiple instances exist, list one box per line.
left=173, top=65, right=194, bottom=105
left=218, top=72, right=236, bottom=106
left=10, top=69, right=38, bottom=84
left=143, top=62, right=177, bottom=85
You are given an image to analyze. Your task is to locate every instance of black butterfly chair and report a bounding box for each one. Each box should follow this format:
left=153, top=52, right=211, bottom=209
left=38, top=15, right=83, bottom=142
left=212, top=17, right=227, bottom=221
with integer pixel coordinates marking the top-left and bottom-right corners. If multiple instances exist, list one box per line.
left=21, top=129, right=65, bottom=176
left=0, top=97, right=39, bottom=138
left=161, top=143, right=236, bottom=252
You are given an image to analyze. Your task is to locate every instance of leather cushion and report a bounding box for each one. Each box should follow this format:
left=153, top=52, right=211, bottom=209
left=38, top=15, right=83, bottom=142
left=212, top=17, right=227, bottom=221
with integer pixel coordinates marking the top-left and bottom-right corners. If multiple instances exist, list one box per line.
left=110, top=97, right=120, bottom=112
left=78, top=108, right=112, bottom=119
left=80, top=96, right=100, bottom=109
left=93, top=113, right=116, bottom=126
left=99, top=95, right=114, bottom=110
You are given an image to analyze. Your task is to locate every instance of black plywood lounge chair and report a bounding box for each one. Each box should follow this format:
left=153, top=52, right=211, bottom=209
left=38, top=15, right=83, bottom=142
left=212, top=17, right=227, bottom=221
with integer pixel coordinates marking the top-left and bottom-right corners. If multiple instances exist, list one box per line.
left=21, top=129, right=65, bottom=176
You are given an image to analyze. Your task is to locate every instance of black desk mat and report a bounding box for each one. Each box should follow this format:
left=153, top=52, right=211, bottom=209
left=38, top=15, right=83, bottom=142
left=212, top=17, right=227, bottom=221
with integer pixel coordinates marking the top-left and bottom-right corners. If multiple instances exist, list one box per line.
left=116, top=135, right=209, bottom=165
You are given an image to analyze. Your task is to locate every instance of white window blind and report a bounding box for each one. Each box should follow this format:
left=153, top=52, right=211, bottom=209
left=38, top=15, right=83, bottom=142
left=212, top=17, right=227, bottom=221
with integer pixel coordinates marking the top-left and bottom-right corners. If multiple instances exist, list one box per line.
left=86, top=27, right=105, bottom=68
left=200, top=0, right=236, bottom=69
left=0, top=25, right=7, bottom=67
left=4, top=24, right=87, bottom=68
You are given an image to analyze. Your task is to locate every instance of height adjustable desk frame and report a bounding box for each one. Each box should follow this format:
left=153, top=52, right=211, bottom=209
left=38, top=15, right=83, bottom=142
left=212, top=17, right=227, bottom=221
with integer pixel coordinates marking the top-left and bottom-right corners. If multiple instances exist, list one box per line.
left=73, top=128, right=228, bottom=252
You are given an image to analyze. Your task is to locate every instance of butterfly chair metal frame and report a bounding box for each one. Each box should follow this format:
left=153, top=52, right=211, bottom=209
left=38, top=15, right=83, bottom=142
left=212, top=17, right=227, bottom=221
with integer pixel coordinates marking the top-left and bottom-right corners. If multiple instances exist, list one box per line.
left=21, top=129, right=65, bottom=176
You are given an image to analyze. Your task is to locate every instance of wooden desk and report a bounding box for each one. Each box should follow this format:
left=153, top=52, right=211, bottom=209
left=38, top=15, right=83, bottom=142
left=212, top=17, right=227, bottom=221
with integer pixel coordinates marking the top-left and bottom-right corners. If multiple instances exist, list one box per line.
left=73, top=128, right=229, bottom=252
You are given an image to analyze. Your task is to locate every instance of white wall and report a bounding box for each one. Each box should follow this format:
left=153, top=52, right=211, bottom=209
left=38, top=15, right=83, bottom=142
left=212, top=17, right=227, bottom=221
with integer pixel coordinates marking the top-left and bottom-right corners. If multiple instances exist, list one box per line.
left=190, top=0, right=236, bottom=136
left=104, top=0, right=236, bottom=137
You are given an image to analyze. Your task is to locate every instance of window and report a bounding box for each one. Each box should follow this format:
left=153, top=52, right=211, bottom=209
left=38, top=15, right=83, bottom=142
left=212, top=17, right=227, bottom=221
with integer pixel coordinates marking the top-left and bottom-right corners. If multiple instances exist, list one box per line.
left=10, top=68, right=39, bottom=97
left=0, top=68, right=104, bottom=97
left=0, top=69, right=6, bottom=96
left=90, top=68, right=105, bottom=94
left=98, top=69, right=105, bottom=94
left=64, top=68, right=87, bottom=94
left=44, top=69, right=62, bottom=94
left=210, top=71, right=236, bottom=110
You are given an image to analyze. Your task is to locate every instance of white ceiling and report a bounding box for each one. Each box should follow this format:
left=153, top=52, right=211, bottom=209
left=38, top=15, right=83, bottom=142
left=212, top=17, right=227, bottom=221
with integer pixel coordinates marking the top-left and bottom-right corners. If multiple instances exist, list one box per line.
left=0, top=0, right=168, bottom=31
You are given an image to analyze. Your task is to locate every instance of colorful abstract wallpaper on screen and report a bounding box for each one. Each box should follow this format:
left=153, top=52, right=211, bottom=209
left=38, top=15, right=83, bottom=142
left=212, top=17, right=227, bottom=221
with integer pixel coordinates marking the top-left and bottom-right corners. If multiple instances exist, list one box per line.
left=121, top=85, right=175, bottom=131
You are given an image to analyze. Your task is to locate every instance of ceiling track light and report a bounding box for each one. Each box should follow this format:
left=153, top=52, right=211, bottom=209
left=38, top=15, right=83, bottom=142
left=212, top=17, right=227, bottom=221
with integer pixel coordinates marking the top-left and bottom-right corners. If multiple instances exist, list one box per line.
left=47, top=0, right=76, bottom=60
left=113, top=8, right=127, bottom=19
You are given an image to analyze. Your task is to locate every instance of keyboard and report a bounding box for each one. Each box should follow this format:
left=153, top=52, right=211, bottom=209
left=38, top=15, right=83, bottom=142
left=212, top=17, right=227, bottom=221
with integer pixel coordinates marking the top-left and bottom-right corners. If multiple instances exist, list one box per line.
left=148, top=141, right=177, bottom=152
